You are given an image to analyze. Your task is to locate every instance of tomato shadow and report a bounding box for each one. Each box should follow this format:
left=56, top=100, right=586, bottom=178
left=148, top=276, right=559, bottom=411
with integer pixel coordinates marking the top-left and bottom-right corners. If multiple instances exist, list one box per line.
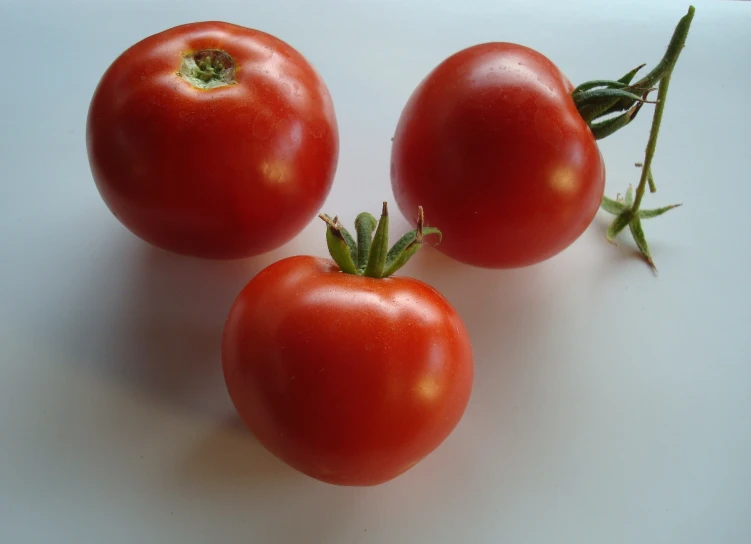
left=54, top=225, right=350, bottom=529
left=63, top=225, right=559, bottom=538
left=404, top=244, right=553, bottom=365
left=99, top=246, right=277, bottom=420
left=64, top=228, right=318, bottom=423
left=173, top=414, right=305, bottom=495
left=173, top=415, right=369, bottom=544
left=401, top=244, right=566, bottom=469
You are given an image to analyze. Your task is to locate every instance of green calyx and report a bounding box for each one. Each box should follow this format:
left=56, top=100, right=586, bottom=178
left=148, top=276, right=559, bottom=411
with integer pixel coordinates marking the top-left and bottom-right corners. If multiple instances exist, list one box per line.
left=572, top=6, right=695, bottom=137
left=601, top=184, right=682, bottom=272
left=319, top=202, right=442, bottom=278
left=179, top=49, right=237, bottom=90
left=573, top=5, right=694, bottom=273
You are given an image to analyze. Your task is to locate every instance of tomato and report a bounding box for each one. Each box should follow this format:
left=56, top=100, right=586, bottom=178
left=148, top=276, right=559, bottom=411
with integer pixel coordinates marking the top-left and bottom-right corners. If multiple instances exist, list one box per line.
left=87, top=21, right=338, bottom=259
left=391, top=43, right=605, bottom=268
left=222, top=207, right=473, bottom=486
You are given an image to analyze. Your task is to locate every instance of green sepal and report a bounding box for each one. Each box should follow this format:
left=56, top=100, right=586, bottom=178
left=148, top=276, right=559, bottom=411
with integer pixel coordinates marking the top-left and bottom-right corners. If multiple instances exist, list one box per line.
left=382, top=241, right=422, bottom=278
left=624, top=185, right=634, bottom=208
left=571, top=80, right=627, bottom=95
left=629, top=216, right=656, bottom=272
left=323, top=214, right=357, bottom=266
left=590, top=101, right=644, bottom=140
left=385, top=227, right=441, bottom=267
left=573, top=87, right=645, bottom=105
left=355, top=212, right=378, bottom=271
left=601, top=195, right=625, bottom=215
left=573, top=88, right=649, bottom=123
left=638, top=203, right=682, bottom=219
left=383, top=214, right=441, bottom=277
left=363, top=203, right=390, bottom=278
left=606, top=211, right=632, bottom=243
left=618, top=63, right=647, bottom=85
left=322, top=215, right=358, bottom=275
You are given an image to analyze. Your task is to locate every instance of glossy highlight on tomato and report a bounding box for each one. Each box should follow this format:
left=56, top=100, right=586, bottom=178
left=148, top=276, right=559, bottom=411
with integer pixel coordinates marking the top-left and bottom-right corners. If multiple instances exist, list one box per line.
left=391, top=43, right=605, bottom=268
left=87, top=21, right=338, bottom=259
left=222, top=255, right=473, bottom=486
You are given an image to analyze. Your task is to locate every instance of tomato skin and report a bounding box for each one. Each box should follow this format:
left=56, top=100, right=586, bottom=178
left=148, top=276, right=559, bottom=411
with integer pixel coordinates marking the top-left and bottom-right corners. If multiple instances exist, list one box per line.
left=87, top=22, right=338, bottom=259
left=391, top=43, right=604, bottom=268
left=222, top=255, right=473, bottom=486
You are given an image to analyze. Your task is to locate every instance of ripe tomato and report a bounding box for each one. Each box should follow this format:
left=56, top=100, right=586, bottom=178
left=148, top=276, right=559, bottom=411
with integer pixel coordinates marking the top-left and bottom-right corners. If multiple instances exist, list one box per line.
left=222, top=207, right=473, bottom=486
left=87, top=22, right=338, bottom=259
left=391, top=43, right=604, bottom=268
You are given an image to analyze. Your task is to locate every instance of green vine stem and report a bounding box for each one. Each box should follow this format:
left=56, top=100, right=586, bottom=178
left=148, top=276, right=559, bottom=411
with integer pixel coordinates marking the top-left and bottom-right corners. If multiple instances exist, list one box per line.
left=632, top=72, right=673, bottom=211
left=577, top=5, right=695, bottom=272
left=319, top=203, right=442, bottom=278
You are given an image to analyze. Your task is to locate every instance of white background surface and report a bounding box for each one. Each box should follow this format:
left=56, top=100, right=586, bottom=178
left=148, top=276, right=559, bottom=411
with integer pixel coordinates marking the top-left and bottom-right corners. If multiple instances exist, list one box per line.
left=1, top=0, right=749, bottom=542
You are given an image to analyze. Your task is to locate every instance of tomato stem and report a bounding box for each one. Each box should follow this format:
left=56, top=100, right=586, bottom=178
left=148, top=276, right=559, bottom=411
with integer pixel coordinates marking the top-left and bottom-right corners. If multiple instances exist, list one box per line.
left=632, top=72, right=672, bottom=211
left=572, top=6, right=694, bottom=137
left=179, top=49, right=237, bottom=90
left=594, top=5, right=695, bottom=273
left=318, top=203, right=442, bottom=278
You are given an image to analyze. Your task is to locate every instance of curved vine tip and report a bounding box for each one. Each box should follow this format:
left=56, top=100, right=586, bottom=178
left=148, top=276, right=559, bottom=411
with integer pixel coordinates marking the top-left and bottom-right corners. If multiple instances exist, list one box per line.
left=587, top=5, right=695, bottom=273
left=318, top=203, right=442, bottom=278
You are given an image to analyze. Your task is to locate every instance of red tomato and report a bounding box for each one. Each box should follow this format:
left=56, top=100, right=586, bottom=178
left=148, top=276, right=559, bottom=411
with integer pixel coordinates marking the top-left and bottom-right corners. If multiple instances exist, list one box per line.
left=222, top=255, right=473, bottom=486
left=391, top=43, right=604, bottom=268
left=87, top=22, right=338, bottom=259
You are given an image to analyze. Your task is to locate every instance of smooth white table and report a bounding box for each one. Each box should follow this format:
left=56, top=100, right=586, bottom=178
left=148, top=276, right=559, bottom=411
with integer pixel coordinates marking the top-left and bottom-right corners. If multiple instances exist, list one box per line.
left=1, top=0, right=749, bottom=542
